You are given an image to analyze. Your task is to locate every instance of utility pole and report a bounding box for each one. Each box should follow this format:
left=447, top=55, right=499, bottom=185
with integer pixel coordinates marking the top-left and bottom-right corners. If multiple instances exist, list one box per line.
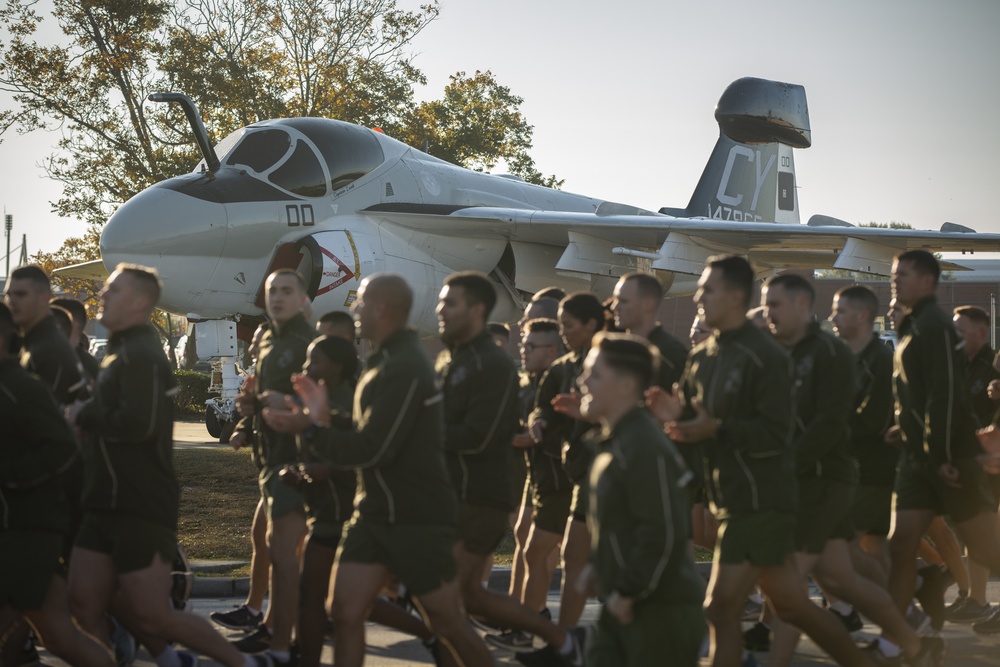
left=4, top=214, right=10, bottom=278
left=17, top=234, right=27, bottom=267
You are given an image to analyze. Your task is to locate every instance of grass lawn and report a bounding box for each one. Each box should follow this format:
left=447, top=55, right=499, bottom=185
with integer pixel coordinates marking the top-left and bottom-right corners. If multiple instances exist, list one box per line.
left=174, top=446, right=518, bottom=569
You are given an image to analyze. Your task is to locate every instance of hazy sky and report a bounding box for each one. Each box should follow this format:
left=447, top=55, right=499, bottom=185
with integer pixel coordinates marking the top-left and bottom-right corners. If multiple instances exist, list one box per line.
left=1, top=0, right=998, bottom=260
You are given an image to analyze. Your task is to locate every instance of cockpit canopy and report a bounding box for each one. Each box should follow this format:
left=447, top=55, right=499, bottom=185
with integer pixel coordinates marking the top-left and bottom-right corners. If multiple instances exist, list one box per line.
left=202, top=118, right=385, bottom=197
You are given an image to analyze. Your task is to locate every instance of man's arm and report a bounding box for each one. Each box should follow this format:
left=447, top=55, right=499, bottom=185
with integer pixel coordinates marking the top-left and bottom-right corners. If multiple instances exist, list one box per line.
left=715, top=351, right=796, bottom=456
left=1, top=381, right=78, bottom=488
left=922, top=325, right=963, bottom=467
left=794, top=341, right=855, bottom=474
left=445, top=356, right=517, bottom=454
left=76, top=353, right=169, bottom=441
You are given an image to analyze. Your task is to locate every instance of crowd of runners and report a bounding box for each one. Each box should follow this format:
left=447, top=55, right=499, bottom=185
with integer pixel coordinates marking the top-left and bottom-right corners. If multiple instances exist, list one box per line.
left=2, top=249, right=1000, bottom=667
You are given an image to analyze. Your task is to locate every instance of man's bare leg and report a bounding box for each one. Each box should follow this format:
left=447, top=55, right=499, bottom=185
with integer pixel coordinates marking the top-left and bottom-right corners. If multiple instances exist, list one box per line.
left=117, top=553, right=257, bottom=667
left=68, top=547, right=119, bottom=643
left=299, top=535, right=336, bottom=667
left=412, top=580, right=493, bottom=667
left=22, top=575, right=114, bottom=667
left=248, top=497, right=271, bottom=614
left=266, top=510, right=307, bottom=655
left=331, top=562, right=393, bottom=667
left=888, top=509, right=936, bottom=613
left=955, top=510, right=1000, bottom=580
left=557, top=519, right=590, bottom=627
left=521, top=524, right=562, bottom=609
left=925, top=516, right=969, bottom=590
left=509, top=501, right=532, bottom=598
left=453, top=543, right=568, bottom=647
left=703, top=560, right=763, bottom=667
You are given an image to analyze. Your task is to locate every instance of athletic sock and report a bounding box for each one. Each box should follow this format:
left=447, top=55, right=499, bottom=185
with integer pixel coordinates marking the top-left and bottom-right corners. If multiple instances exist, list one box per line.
left=558, top=634, right=574, bottom=655
left=154, top=646, right=182, bottom=667
left=877, top=638, right=902, bottom=658
left=830, top=600, right=853, bottom=615
left=246, top=605, right=261, bottom=616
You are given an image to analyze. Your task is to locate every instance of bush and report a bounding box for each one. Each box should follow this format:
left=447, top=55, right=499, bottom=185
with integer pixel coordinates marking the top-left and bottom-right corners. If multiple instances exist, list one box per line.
left=174, top=369, right=214, bottom=417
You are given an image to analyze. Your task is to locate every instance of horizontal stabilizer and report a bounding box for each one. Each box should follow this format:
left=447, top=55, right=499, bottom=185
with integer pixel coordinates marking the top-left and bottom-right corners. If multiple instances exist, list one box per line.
left=52, top=259, right=109, bottom=280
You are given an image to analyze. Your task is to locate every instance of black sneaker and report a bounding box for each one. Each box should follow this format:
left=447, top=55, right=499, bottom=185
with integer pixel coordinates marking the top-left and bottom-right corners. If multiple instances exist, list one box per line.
left=469, top=614, right=505, bottom=633
left=231, top=625, right=272, bottom=653
left=423, top=637, right=445, bottom=667
left=211, top=604, right=264, bottom=632
left=177, top=652, right=199, bottom=667
left=743, top=621, right=770, bottom=652
left=248, top=657, right=275, bottom=667
left=915, top=565, right=946, bottom=631
left=485, top=629, right=535, bottom=653
left=830, top=606, right=864, bottom=632
left=946, top=597, right=993, bottom=623
left=15, top=639, right=38, bottom=667
left=515, top=644, right=560, bottom=666
left=265, top=649, right=298, bottom=666
left=972, top=607, right=1000, bottom=635
left=561, top=626, right=587, bottom=667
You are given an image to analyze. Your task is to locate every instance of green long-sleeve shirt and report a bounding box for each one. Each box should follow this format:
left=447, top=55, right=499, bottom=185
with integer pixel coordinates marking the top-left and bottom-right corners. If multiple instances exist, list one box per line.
left=679, top=320, right=798, bottom=518
left=530, top=350, right=596, bottom=484
left=0, top=359, right=77, bottom=534
left=436, top=330, right=519, bottom=510
left=965, top=344, right=999, bottom=429
left=588, top=408, right=703, bottom=605
left=75, top=324, right=179, bottom=529
left=313, top=328, right=457, bottom=525
left=20, top=314, right=86, bottom=405
left=851, top=335, right=898, bottom=486
left=894, top=296, right=982, bottom=467
left=788, top=321, right=858, bottom=482
left=521, top=373, right=571, bottom=494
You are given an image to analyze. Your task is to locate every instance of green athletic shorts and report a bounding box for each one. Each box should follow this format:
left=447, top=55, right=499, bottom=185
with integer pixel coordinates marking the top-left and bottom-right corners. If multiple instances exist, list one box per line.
left=0, top=531, right=64, bottom=611
left=260, top=466, right=306, bottom=519
left=894, top=454, right=996, bottom=523
left=456, top=503, right=509, bottom=555
left=715, top=511, right=796, bottom=567
left=337, top=517, right=456, bottom=597
left=531, top=485, right=572, bottom=535
left=588, top=601, right=706, bottom=667
left=795, top=478, right=857, bottom=554
left=851, top=484, right=893, bottom=536
left=74, top=511, right=176, bottom=574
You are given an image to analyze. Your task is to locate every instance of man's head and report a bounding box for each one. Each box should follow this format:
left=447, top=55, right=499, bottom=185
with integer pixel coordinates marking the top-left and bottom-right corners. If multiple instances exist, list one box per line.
left=353, top=273, right=412, bottom=345
left=831, top=285, right=879, bottom=340
left=580, top=332, right=657, bottom=423
left=305, top=335, right=359, bottom=387
left=3, top=265, right=52, bottom=333
left=612, top=272, right=663, bottom=332
left=762, top=274, right=814, bottom=344
left=953, top=305, right=990, bottom=359
left=99, top=264, right=161, bottom=333
left=518, top=296, right=559, bottom=335
left=520, top=318, right=562, bottom=374
left=317, top=310, right=356, bottom=342
left=532, top=287, right=566, bottom=303
left=264, top=269, right=308, bottom=325
left=558, top=292, right=605, bottom=354
left=695, top=255, right=755, bottom=329
left=50, top=305, right=73, bottom=339
left=891, top=250, right=939, bottom=308
left=436, top=271, right=496, bottom=345
left=50, top=297, right=89, bottom=347
left=488, top=322, right=511, bottom=351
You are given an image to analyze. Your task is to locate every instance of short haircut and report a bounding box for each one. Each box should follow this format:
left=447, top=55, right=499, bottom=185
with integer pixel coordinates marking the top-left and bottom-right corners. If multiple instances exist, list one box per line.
left=444, top=271, right=497, bottom=318
left=269, top=268, right=308, bottom=292
left=835, top=285, right=879, bottom=321
left=523, top=297, right=559, bottom=321
left=765, top=273, right=815, bottom=307
left=50, top=297, right=88, bottom=327
left=311, top=335, right=359, bottom=385
left=50, top=305, right=73, bottom=338
left=532, top=287, right=566, bottom=303
left=115, top=263, right=162, bottom=308
left=954, top=305, right=990, bottom=327
left=559, top=292, right=605, bottom=328
left=621, top=272, right=664, bottom=302
left=318, top=310, right=354, bottom=330
left=524, top=317, right=561, bottom=336
left=0, top=302, right=14, bottom=346
left=707, top=255, right=754, bottom=308
left=593, top=332, right=658, bottom=391
left=9, top=265, right=50, bottom=292
left=487, top=322, right=510, bottom=338
left=896, top=249, right=940, bottom=285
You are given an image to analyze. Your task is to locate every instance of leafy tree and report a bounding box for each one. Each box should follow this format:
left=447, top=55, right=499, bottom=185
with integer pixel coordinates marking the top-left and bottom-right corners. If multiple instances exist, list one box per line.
left=0, top=0, right=560, bottom=275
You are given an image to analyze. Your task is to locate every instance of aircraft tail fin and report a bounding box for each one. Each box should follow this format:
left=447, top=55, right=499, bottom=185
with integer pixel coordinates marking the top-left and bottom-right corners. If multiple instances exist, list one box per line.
left=663, top=77, right=811, bottom=224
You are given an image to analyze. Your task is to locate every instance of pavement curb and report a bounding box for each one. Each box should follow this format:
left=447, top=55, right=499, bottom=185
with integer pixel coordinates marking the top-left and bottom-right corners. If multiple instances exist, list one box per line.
left=190, top=561, right=714, bottom=598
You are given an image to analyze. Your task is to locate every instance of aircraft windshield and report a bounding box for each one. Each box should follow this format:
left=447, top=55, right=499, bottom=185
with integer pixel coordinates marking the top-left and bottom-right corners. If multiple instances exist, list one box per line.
left=279, top=118, right=384, bottom=192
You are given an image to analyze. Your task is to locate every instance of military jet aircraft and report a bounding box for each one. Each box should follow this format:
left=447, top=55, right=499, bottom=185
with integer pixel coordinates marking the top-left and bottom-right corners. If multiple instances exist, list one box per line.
left=63, top=76, right=999, bottom=335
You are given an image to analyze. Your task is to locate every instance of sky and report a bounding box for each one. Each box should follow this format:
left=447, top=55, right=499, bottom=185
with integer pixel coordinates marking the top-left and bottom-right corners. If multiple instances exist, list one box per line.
left=1, top=0, right=999, bottom=263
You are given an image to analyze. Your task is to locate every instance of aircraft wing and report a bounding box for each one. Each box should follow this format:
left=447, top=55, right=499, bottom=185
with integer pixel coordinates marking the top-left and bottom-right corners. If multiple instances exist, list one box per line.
left=365, top=205, right=994, bottom=277
left=52, top=259, right=110, bottom=280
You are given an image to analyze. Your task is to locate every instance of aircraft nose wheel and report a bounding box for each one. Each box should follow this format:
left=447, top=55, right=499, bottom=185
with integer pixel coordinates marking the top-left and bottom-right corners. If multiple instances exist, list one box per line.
left=205, top=406, right=222, bottom=439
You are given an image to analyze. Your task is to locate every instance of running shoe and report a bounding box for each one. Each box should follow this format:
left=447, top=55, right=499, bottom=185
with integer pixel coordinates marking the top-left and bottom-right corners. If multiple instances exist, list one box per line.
left=211, top=604, right=264, bottom=632
left=741, top=598, right=763, bottom=622
left=486, top=629, right=535, bottom=653
left=177, top=652, right=199, bottom=667
left=906, top=605, right=933, bottom=636
left=915, top=565, right=946, bottom=631
left=972, top=607, right=1000, bottom=635
left=829, top=605, right=864, bottom=632
left=946, top=597, right=993, bottom=623
left=231, top=625, right=272, bottom=653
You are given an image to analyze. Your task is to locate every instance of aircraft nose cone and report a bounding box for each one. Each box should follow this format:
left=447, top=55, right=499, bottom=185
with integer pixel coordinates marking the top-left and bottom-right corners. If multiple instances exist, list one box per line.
left=101, top=179, right=228, bottom=313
